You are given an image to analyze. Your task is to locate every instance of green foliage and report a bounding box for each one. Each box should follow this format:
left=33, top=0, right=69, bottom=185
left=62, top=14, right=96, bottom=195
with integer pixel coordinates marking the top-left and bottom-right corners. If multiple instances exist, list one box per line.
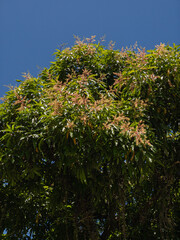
left=0, top=37, right=180, bottom=239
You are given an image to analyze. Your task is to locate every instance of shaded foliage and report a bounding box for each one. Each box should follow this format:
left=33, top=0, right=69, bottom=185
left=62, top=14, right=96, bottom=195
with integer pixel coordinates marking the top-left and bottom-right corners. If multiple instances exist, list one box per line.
left=0, top=37, right=180, bottom=239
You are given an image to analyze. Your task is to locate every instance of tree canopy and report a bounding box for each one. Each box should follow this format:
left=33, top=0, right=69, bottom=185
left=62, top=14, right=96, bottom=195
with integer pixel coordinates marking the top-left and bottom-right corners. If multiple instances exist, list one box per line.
left=0, top=37, right=180, bottom=239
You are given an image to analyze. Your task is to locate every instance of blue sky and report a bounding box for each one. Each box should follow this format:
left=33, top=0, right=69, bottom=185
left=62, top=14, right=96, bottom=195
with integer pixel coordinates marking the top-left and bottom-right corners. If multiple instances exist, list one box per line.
left=0, top=0, right=179, bottom=98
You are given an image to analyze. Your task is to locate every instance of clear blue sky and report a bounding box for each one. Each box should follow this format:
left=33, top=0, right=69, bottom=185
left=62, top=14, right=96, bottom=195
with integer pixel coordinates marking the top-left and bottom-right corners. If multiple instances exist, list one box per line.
left=0, top=0, right=179, bottom=98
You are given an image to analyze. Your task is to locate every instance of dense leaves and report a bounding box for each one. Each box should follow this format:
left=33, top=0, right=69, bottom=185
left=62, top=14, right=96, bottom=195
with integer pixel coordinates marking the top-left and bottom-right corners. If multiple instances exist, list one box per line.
left=0, top=37, right=180, bottom=239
